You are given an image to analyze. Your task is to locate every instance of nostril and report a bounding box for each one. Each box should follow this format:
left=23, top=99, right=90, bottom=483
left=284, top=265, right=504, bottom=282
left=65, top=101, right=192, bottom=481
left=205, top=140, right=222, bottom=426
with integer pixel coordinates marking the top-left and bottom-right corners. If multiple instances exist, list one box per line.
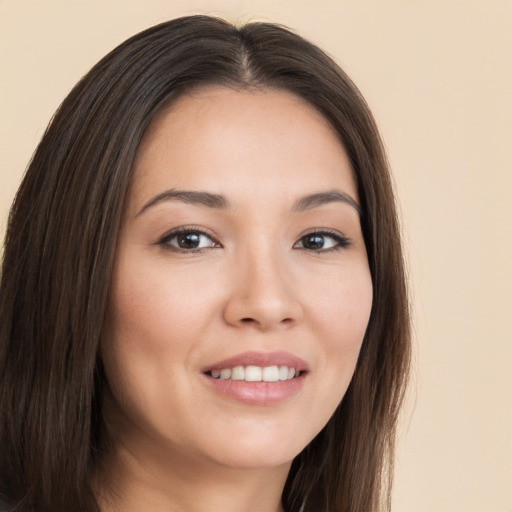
left=238, top=316, right=294, bottom=328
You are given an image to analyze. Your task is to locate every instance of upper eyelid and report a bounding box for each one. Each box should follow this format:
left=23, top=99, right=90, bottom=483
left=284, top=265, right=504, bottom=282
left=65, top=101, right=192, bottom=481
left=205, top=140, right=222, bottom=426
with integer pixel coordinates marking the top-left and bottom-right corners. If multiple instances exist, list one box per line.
left=300, top=228, right=343, bottom=235
left=294, top=229, right=352, bottom=250
left=297, top=227, right=350, bottom=240
left=156, top=227, right=222, bottom=251
left=160, top=226, right=219, bottom=241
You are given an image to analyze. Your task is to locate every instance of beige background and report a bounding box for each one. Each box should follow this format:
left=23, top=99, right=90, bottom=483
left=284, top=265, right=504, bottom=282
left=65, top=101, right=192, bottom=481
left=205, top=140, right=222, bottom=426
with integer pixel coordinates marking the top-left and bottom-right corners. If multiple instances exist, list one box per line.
left=1, top=1, right=511, bottom=510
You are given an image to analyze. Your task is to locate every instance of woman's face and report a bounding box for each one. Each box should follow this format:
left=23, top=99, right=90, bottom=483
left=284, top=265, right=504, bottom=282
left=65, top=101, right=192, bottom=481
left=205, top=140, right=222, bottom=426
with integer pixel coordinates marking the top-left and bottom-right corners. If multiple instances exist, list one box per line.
left=103, top=87, right=373, bottom=471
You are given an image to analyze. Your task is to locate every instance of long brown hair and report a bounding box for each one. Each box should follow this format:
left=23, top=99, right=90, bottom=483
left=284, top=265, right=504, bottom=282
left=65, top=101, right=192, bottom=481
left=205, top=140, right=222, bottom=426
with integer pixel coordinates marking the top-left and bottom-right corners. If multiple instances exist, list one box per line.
left=0, top=15, right=410, bottom=512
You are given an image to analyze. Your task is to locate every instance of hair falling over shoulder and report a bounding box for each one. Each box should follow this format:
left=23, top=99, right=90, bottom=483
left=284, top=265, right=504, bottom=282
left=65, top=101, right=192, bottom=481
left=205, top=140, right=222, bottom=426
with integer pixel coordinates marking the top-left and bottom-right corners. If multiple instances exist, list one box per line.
left=0, top=15, right=410, bottom=512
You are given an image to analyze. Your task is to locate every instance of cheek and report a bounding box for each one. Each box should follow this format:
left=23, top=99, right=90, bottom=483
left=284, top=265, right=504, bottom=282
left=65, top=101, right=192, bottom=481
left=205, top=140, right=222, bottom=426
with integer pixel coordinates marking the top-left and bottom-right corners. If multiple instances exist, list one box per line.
left=102, top=254, right=230, bottom=404
left=308, top=261, right=373, bottom=346
left=101, top=259, right=220, bottom=447
left=102, top=259, right=191, bottom=395
left=305, top=264, right=373, bottom=402
left=108, top=257, right=217, bottom=350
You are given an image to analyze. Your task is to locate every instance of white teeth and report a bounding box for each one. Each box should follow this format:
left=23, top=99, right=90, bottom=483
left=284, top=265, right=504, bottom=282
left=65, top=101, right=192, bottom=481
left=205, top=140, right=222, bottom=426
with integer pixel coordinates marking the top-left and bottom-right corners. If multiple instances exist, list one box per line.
left=209, top=365, right=301, bottom=381
left=278, top=365, right=289, bottom=381
left=231, top=366, right=245, bottom=380
left=262, top=366, right=279, bottom=382
left=245, top=366, right=262, bottom=381
left=220, top=368, right=231, bottom=380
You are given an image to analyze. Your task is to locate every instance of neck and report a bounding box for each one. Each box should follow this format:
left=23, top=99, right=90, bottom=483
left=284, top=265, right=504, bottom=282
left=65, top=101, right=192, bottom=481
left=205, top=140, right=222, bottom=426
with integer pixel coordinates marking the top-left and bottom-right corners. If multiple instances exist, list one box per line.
left=94, top=435, right=290, bottom=512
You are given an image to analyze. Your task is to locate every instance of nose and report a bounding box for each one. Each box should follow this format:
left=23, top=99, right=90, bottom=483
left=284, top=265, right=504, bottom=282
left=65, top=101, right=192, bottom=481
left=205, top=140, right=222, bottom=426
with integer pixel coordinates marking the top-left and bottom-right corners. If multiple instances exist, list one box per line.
left=222, top=248, right=303, bottom=332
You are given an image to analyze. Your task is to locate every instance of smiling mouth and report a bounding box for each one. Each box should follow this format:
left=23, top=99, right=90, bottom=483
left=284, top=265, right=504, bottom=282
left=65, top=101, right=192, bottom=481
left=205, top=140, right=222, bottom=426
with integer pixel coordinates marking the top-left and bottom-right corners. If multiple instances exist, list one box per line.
left=202, top=353, right=308, bottom=404
left=205, top=365, right=306, bottom=382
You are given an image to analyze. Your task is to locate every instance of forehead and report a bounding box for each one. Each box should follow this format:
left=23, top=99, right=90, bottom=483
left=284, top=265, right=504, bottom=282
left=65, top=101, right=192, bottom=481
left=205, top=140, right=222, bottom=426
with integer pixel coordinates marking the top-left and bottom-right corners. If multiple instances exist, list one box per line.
left=130, top=87, right=357, bottom=208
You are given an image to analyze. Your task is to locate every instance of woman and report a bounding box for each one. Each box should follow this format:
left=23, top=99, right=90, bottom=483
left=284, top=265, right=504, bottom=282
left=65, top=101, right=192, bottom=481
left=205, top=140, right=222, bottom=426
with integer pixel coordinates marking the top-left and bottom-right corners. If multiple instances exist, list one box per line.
left=0, top=15, right=410, bottom=512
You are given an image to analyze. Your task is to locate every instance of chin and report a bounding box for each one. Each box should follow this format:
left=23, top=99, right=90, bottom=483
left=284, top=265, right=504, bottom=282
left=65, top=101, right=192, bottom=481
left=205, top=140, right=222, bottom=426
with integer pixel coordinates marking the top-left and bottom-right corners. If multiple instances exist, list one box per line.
left=193, top=419, right=316, bottom=471
left=206, top=445, right=297, bottom=471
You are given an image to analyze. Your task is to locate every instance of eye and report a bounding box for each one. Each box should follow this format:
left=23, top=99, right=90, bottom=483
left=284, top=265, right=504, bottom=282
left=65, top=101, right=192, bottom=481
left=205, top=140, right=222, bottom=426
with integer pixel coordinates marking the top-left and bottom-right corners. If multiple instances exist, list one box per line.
left=293, top=230, right=351, bottom=252
left=157, top=227, right=221, bottom=252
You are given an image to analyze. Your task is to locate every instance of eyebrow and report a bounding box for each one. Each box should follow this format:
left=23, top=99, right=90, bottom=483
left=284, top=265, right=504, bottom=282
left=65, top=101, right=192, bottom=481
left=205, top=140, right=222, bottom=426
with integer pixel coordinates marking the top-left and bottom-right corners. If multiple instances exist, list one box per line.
left=292, top=190, right=361, bottom=215
left=136, top=188, right=361, bottom=217
left=136, top=189, right=228, bottom=216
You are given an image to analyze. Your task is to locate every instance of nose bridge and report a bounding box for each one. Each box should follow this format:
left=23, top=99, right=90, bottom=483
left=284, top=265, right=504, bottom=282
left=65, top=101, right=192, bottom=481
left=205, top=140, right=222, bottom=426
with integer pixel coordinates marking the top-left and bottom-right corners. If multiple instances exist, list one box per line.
left=223, top=234, right=301, bottom=331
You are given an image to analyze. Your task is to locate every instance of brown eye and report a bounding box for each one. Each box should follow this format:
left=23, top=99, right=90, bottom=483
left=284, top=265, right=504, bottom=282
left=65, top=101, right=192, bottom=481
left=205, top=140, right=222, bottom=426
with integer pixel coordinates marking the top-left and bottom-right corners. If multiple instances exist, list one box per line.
left=294, top=231, right=351, bottom=252
left=176, top=232, right=202, bottom=249
left=159, top=228, right=220, bottom=252
left=301, top=234, right=327, bottom=250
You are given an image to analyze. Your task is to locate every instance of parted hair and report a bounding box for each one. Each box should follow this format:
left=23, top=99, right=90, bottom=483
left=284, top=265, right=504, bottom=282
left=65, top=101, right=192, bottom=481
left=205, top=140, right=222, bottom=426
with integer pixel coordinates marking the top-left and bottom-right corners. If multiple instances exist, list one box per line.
left=0, top=15, right=410, bottom=512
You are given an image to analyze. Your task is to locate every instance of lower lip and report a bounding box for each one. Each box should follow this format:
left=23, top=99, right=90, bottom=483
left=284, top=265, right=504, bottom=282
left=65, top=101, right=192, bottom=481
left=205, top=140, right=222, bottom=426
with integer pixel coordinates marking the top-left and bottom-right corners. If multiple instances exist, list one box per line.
left=204, top=374, right=306, bottom=405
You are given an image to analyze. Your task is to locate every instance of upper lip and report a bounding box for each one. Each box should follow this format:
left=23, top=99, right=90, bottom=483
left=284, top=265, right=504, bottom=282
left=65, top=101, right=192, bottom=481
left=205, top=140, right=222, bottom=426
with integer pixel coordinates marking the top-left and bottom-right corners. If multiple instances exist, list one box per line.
left=203, top=351, right=309, bottom=373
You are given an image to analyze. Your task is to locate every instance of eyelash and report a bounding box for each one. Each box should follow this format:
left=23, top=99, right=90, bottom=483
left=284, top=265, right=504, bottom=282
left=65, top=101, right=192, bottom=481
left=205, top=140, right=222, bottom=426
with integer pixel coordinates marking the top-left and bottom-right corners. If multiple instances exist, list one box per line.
left=157, top=226, right=221, bottom=253
left=156, top=226, right=352, bottom=254
left=294, top=229, right=352, bottom=253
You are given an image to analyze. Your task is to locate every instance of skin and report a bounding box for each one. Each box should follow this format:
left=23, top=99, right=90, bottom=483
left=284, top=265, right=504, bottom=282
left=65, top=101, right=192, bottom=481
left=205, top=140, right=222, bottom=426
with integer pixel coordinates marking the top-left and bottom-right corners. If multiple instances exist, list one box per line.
left=98, top=87, right=373, bottom=512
